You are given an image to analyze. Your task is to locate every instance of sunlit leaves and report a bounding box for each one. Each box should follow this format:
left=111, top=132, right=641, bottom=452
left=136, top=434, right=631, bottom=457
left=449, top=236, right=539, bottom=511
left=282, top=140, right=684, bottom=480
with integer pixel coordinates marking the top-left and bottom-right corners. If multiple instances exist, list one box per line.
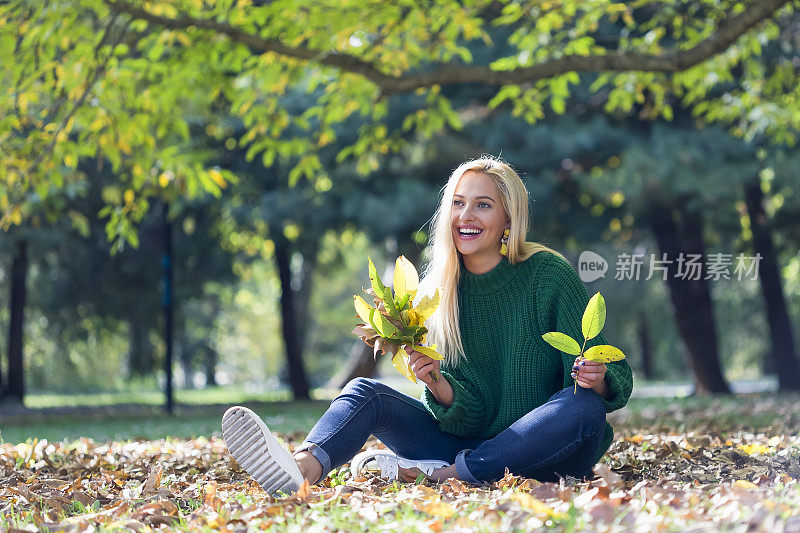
left=582, top=292, right=606, bottom=341
left=353, top=256, right=442, bottom=383
left=541, top=332, right=582, bottom=356
left=542, top=291, right=626, bottom=392
left=393, top=255, right=419, bottom=302
left=3, top=0, right=798, bottom=247
left=583, top=344, right=626, bottom=364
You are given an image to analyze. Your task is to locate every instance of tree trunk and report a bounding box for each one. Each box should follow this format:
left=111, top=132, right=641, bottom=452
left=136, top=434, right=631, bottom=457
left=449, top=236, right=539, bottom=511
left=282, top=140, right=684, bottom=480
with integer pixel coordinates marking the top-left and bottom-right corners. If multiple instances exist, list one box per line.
left=5, top=239, right=28, bottom=403
left=292, top=251, right=316, bottom=354
left=649, top=203, right=730, bottom=394
left=274, top=236, right=310, bottom=400
left=205, top=297, right=220, bottom=387
left=639, top=313, right=654, bottom=380
left=128, top=317, right=155, bottom=376
left=743, top=180, right=800, bottom=390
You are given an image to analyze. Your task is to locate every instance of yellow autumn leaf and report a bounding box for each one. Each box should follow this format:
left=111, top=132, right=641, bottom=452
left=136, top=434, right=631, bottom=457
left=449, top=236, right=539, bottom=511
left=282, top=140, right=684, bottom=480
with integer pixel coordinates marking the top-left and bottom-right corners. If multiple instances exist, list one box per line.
left=414, top=288, right=440, bottom=323
left=158, top=172, right=171, bottom=187
left=123, top=189, right=135, bottom=205
left=413, top=344, right=444, bottom=361
left=541, top=332, right=582, bottom=356
left=393, top=255, right=419, bottom=301
left=506, top=492, right=564, bottom=518
left=734, top=479, right=758, bottom=489
left=581, top=292, right=606, bottom=341
left=737, top=444, right=771, bottom=456
left=583, top=344, right=626, bottom=363
left=392, top=351, right=417, bottom=383
left=353, top=295, right=373, bottom=323
left=406, top=308, right=421, bottom=326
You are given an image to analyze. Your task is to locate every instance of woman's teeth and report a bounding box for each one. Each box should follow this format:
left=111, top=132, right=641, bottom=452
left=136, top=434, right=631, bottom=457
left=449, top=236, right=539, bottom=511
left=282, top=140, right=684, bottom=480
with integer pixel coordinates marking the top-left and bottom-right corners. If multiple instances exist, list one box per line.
left=459, top=228, right=482, bottom=235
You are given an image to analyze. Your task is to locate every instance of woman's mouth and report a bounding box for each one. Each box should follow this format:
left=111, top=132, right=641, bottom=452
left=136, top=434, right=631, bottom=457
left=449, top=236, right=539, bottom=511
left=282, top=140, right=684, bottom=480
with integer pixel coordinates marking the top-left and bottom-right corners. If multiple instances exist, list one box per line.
left=456, top=227, right=483, bottom=240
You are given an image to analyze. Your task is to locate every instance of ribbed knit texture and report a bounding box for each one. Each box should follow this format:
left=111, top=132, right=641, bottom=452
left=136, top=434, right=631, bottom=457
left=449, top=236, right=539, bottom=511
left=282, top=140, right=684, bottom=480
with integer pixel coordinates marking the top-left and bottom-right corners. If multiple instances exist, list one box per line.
left=421, top=251, right=634, bottom=462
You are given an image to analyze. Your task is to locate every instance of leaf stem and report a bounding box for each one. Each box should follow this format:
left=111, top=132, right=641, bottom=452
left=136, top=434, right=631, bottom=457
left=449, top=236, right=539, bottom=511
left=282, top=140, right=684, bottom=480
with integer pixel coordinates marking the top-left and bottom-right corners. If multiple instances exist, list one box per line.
left=575, top=338, right=588, bottom=394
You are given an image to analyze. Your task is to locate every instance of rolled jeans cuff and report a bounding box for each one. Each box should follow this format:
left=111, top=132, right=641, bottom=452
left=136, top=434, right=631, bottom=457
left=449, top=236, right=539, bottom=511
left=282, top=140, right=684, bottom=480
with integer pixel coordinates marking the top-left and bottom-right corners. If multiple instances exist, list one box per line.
left=454, top=449, right=480, bottom=484
left=295, top=442, right=330, bottom=484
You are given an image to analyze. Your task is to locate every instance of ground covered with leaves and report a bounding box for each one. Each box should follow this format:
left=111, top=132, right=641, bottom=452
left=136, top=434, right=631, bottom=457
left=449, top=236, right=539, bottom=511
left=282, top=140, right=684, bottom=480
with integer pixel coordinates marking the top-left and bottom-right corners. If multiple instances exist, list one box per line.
left=1, top=394, right=799, bottom=532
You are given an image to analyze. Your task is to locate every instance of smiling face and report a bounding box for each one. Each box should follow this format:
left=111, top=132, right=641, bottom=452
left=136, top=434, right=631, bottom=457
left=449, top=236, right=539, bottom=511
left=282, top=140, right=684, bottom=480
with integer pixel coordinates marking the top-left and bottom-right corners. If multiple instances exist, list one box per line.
left=450, top=170, right=509, bottom=274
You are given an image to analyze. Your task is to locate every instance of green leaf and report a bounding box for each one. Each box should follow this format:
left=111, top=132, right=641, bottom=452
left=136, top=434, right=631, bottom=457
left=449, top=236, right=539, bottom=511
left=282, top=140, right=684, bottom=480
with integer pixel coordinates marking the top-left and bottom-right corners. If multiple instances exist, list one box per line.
left=583, top=344, right=626, bottom=363
left=371, top=309, right=400, bottom=339
left=581, top=292, right=606, bottom=341
left=368, top=257, right=386, bottom=298
left=383, top=286, right=401, bottom=320
left=541, top=332, right=582, bottom=355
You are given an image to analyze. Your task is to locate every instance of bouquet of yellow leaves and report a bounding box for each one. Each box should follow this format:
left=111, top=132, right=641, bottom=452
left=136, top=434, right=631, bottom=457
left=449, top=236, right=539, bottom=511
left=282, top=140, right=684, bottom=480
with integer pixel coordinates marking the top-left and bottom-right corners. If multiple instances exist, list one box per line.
left=352, top=256, right=443, bottom=383
left=541, top=292, right=626, bottom=393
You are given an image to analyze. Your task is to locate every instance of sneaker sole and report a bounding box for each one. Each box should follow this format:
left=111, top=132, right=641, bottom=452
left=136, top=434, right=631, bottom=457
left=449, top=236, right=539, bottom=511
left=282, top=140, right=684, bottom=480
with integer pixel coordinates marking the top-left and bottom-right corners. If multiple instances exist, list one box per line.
left=222, top=406, right=304, bottom=495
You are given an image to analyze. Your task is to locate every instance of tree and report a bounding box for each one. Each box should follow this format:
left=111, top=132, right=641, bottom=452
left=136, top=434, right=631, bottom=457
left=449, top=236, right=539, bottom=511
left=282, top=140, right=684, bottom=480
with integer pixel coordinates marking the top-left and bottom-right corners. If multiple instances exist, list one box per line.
left=2, top=0, right=799, bottom=247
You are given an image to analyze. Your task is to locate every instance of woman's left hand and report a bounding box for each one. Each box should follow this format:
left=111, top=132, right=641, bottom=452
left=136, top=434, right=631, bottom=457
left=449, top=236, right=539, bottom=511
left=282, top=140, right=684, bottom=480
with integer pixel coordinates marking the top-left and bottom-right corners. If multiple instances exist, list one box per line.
left=572, top=357, right=609, bottom=397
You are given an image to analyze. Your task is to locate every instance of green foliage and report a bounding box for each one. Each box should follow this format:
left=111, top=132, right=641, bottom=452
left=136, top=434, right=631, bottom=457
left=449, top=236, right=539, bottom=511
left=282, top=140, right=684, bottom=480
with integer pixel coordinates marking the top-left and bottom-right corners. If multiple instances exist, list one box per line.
left=2, top=0, right=798, bottom=244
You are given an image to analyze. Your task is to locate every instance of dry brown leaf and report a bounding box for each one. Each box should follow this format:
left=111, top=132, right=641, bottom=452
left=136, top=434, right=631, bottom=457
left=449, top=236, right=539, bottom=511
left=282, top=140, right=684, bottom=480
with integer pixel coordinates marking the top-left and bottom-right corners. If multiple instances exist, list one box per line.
left=141, top=464, right=163, bottom=496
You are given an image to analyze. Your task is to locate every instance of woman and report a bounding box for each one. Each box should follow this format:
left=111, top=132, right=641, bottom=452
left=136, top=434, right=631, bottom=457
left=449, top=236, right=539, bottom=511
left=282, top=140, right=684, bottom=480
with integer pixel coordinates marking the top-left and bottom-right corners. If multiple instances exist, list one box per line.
left=222, top=156, right=633, bottom=494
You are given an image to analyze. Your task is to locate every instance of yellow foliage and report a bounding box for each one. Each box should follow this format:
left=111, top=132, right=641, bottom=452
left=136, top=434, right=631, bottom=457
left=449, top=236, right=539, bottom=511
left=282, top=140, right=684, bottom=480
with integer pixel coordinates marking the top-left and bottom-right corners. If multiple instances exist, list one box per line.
left=209, top=169, right=226, bottom=188
left=737, top=444, right=771, bottom=456
left=393, top=255, right=419, bottom=301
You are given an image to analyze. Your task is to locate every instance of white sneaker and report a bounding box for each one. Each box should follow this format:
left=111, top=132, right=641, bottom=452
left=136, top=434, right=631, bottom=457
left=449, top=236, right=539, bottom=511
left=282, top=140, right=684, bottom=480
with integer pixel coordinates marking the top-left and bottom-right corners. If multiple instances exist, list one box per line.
left=222, top=406, right=304, bottom=495
left=350, top=449, right=449, bottom=480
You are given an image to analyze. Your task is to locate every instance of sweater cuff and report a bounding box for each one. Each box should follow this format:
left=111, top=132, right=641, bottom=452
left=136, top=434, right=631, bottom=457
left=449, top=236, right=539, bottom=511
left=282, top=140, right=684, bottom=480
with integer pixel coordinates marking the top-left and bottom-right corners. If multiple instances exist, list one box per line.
left=602, top=361, right=633, bottom=412
left=421, top=370, right=484, bottom=437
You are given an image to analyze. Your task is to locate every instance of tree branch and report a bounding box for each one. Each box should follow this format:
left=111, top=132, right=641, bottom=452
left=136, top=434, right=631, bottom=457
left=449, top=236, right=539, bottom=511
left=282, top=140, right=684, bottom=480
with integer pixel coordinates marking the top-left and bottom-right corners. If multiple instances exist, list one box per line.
left=105, top=0, right=789, bottom=96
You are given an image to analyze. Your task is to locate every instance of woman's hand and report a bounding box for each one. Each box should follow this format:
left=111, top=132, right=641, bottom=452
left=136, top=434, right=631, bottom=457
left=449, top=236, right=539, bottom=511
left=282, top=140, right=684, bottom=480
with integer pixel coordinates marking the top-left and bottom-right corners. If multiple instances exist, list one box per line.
left=406, top=346, right=454, bottom=406
left=572, top=357, right=609, bottom=398
left=407, top=346, right=441, bottom=386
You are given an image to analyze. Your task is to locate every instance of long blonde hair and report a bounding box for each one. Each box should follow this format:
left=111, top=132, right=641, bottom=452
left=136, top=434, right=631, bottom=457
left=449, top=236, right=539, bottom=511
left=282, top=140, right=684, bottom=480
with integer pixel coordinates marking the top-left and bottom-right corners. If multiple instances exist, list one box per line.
left=419, top=156, right=567, bottom=367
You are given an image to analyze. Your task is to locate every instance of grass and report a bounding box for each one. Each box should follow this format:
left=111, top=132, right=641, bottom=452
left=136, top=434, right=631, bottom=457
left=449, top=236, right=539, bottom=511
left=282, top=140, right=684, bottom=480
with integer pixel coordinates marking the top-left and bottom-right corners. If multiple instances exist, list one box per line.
left=2, top=388, right=798, bottom=446
left=0, top=399, right=330, bottom=444
left=21, top=385, right=297, bottom=409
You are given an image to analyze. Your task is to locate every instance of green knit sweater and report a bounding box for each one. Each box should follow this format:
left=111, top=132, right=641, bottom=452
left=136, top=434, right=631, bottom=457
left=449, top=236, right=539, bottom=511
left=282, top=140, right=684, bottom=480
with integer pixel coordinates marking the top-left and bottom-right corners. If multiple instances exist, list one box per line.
left=421, top=251, right=633, bottom=462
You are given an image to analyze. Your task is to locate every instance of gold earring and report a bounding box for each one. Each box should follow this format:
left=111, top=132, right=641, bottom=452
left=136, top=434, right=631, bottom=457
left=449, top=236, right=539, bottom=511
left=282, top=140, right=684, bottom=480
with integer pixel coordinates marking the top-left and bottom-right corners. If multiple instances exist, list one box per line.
left=500, top=227, right=510, bottom=256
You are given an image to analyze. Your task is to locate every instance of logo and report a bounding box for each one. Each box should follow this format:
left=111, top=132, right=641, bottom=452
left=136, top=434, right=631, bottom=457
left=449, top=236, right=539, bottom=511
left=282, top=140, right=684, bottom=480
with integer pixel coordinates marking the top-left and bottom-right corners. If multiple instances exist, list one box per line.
left=578, top=251, right=608, bottom=282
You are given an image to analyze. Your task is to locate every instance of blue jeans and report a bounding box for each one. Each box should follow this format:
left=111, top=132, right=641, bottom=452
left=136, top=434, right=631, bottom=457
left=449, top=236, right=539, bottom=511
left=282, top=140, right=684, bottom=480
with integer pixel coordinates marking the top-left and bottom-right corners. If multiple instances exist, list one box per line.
left=298, top=378, right=606, bottom=483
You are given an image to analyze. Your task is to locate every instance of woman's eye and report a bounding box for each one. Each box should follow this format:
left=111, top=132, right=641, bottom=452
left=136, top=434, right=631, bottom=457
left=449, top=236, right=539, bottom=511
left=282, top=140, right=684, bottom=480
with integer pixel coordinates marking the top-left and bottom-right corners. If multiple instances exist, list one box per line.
left=453, top=199, right=464, bottom=206
left=479, top=202, right=491, bottom=208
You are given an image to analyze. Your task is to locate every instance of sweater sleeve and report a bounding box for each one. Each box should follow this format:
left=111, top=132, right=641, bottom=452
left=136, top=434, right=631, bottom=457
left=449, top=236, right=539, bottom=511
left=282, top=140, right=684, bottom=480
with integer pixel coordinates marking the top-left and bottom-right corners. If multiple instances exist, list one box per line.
left=420, top=367, right=487, bottom=438
left=537, top=254, right=633, bottom=413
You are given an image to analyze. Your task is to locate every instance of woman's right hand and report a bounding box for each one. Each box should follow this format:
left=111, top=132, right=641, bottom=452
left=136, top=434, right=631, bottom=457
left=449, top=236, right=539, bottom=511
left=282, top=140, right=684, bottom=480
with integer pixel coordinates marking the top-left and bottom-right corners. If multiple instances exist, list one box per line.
left=406, top=345, right=440, bottom=387
left=406, top=346, right=454, bottom=406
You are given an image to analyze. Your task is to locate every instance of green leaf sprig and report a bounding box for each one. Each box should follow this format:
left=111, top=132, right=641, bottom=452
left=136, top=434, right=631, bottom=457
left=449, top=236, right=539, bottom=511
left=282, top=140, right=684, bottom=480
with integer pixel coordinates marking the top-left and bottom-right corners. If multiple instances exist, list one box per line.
left=352, top=256, right=444, bottom=383
left=541, top=292, right=626, bottom=393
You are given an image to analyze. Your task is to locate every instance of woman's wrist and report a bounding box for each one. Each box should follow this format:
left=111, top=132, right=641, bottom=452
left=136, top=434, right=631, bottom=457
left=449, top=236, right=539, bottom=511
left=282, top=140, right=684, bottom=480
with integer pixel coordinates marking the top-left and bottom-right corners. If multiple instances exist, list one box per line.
left=430, top=377, right=454, bottom=407
left=592, top=378, right=609, bottom=399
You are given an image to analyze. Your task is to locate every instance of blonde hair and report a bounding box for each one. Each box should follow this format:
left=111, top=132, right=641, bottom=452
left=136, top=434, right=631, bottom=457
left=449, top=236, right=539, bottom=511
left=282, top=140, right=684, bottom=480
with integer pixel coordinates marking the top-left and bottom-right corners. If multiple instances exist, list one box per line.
left=419, top=156, right=567, bottom=367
